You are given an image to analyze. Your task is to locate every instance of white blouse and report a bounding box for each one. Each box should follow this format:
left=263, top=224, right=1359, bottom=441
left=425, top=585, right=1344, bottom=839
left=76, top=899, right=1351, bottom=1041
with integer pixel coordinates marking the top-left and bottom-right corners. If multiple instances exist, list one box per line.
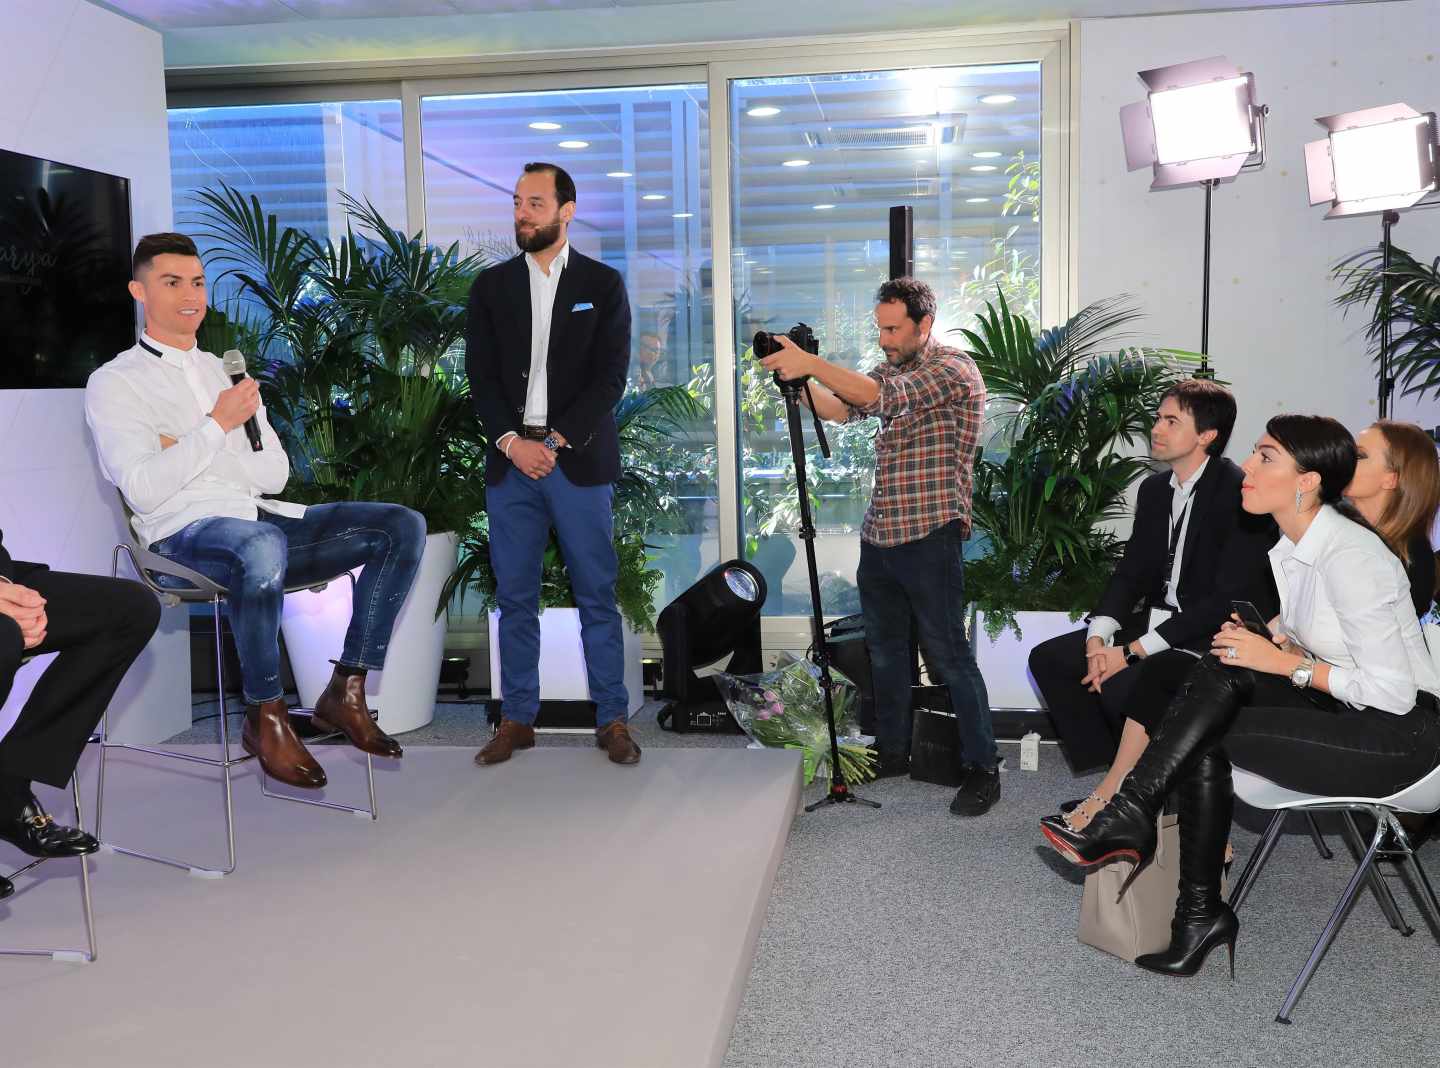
left=1270, top=504, right=1440, bottom=714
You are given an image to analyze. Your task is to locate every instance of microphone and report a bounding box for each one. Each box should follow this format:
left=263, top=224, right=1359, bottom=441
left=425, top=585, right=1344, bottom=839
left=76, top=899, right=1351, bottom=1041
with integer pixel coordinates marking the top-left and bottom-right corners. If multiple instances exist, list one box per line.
left=221, top=349, right=264, bottom=453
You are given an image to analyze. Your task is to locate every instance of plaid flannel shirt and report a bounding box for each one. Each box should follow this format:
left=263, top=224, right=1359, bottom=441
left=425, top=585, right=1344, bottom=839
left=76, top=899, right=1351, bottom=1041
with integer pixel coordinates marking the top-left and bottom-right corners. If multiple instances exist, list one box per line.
left=844, top=338, right=986, bottom=548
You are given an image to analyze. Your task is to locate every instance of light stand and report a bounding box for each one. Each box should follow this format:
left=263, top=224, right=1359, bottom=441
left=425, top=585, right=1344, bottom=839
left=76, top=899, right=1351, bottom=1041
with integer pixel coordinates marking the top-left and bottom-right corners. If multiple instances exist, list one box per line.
left=1304, top=103, right=1439, bottom=419
left=770, top=369, right=879, bottom=814
left=1120, top=56, right=1268, bottom=375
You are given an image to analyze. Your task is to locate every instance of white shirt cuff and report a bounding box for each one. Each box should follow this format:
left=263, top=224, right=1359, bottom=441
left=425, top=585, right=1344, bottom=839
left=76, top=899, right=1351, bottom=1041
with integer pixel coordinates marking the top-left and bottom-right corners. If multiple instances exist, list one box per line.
left=1087, top=615, right=1121, bottom=645
left=1137, top=630, right=1171, bottom=657
left=201, top=417, right=228, bottom=447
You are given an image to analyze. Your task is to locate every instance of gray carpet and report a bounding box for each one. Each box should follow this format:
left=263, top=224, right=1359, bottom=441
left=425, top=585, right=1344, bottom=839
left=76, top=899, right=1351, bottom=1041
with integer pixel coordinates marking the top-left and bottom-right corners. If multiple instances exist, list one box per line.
left=172, top=698, right=1440, bottom=1066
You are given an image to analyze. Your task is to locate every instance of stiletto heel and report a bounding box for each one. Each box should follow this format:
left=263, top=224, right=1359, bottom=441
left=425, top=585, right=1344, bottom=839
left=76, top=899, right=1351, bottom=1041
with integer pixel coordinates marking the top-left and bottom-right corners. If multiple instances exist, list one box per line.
left=1226, top=940, right=1235, bottom=980
left=1116, top=856, right=1151, bottom=902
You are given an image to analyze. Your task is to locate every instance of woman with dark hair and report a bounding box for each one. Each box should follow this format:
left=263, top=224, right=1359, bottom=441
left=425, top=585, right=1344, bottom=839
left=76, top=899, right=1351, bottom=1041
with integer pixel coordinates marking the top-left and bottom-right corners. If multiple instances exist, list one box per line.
left=1346, top=419, right=1440, bottom=618
left=1039, top=414, right=1440, bottom=977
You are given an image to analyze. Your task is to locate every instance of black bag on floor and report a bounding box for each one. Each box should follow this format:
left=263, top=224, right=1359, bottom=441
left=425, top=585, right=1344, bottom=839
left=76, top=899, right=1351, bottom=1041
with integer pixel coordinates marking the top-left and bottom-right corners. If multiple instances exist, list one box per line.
left=909, top=685, right=965, bottom=788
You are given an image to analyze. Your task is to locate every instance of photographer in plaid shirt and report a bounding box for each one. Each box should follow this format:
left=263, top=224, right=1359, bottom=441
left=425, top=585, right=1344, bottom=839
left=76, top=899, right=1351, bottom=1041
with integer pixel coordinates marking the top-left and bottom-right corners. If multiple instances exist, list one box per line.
left=759, top=277, right=998, bottom=816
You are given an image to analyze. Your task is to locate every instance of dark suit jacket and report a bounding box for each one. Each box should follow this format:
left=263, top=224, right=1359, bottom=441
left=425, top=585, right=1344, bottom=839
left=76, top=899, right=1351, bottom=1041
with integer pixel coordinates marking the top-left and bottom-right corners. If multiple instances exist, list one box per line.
left=1094, top=456, right=1277, bottom=653
left=464, top=249, right=631, bottom=486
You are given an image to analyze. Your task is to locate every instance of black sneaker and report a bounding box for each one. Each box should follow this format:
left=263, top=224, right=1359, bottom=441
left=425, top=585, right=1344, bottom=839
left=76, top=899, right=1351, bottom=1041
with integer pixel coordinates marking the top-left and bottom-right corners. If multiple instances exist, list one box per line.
left=949, top=765, right=1000, bottom=817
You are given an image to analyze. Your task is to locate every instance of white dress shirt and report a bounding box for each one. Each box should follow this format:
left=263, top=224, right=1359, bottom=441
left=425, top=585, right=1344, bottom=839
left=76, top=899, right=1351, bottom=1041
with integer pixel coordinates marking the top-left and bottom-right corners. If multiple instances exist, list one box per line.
left=522, top=241, right=569, bottom=427
left=1088, top=457, right=1209, bottom=655
left=84, top=334, right=304, bottom=547
left=1271, top=504, right=1440, bottom=714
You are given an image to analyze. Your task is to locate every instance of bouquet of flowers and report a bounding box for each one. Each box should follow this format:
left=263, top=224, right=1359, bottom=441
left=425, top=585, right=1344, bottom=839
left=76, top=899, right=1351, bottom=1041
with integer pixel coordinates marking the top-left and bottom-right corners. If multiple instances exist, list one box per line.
left=714, top=654, right=877, bottom=785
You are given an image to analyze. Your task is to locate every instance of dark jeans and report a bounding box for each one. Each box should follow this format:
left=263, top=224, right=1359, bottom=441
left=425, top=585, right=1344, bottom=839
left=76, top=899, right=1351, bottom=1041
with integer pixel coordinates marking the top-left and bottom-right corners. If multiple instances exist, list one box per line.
left=151, top=503, right=426, bottom=705
left=0, top=567, right=160, bottom=788
left=487, top=466, right=628, bottom=727
left=857, top=520, right=996, bottom=770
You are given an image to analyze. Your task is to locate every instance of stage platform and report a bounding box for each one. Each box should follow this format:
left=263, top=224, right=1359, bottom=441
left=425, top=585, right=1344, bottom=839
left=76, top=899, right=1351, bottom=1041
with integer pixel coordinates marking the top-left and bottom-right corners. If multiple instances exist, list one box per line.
left=0, top=745, right=802, bottom=1068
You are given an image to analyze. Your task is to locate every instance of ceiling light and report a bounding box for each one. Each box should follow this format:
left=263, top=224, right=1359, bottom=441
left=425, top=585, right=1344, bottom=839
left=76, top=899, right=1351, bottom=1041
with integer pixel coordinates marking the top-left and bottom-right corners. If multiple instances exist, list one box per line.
left=782, top=159, right=811, bottom=167
left=747, top=106, right=781, bottom=118
left=557, top=140, right=589, bottom=149
left=529, top=121, right=562, bottom=131
left=672, top=211, right=694, bottom=218
left=980, top=94, right=1016, bottom=105
left=965, top=197, right=991, bottom=203
left=970, top=165, right=998, bottom=172
left=972, top=150, right=1002, bottom=158
left=642, top=193, right=667, bottom=201
left=812, top=203, right=835, bottom=211
left=606, top=171, right=633, bottom=178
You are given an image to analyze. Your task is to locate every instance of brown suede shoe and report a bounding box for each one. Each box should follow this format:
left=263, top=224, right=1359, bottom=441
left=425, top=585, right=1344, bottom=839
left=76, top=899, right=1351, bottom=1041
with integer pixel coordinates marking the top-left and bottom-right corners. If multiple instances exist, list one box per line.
left=596, top=720, right=641, bottom=765
left=311, top=667, right=403, bottom=759
left=475, top=718, right=536, bottom=766
left=242, top=698, right=327, bottom=789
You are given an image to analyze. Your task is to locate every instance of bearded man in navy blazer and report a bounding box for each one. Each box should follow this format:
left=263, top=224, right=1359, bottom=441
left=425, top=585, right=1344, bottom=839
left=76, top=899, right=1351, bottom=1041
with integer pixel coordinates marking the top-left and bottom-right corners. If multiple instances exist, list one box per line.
left=464, top=162, right=638, bottom=767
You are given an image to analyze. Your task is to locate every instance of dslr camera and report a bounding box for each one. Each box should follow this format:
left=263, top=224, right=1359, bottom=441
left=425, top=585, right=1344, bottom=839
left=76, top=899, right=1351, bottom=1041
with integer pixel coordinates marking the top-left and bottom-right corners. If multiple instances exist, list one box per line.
left=752, top=322, right=819, bottom=360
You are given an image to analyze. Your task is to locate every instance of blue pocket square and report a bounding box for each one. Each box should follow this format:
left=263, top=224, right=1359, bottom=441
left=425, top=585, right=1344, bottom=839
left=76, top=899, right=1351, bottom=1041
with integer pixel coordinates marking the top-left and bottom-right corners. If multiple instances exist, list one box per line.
left=572, top=301, right=594, bottom=312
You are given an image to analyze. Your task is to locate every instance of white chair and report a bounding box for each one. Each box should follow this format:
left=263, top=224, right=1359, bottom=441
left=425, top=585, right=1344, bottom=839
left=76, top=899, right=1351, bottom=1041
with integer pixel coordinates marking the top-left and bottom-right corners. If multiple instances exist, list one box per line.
left=1227, top=762, right=1440, bottom=1023
left=98, top=535, right=378, bottom=879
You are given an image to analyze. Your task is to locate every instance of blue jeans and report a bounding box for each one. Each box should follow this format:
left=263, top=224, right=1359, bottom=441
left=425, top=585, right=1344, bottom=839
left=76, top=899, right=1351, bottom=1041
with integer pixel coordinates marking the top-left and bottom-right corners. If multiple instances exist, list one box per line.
left=857, top=519, right=997, bottom=770
left=487, top=467, right=628, bottom=727
left=151, top=503, right=426, bottom=705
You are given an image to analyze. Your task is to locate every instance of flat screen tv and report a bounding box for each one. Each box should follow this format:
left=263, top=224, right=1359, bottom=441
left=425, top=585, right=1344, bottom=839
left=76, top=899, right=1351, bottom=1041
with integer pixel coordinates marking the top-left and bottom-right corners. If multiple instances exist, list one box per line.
left=0, top=148, right=134, bottom=388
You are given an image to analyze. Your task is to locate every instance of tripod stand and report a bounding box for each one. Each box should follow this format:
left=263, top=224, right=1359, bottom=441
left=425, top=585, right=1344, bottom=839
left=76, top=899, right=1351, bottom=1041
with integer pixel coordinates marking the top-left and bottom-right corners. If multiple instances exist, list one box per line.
left=771, top=372, right=880, bottom=814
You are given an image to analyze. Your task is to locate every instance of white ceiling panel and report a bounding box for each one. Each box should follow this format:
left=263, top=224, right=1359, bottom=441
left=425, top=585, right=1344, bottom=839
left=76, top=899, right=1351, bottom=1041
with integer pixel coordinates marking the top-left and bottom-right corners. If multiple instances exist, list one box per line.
left=103, top=0, right=305, bottom=28
left=283, top=0, right=465, bottom=16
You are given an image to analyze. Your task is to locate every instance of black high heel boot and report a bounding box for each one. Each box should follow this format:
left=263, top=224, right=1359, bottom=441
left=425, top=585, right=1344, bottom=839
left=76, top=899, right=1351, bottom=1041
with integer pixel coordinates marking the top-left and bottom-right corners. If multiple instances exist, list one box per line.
left=1040, top=657, right=1251, bottom=885
left=1135, top=749, right=1238, bottom=978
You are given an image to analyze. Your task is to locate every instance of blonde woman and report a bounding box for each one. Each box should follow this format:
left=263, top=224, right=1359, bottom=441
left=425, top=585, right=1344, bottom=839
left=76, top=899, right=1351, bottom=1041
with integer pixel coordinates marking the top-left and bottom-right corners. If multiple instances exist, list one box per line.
left=1346, top=419, right=1440, bottom=618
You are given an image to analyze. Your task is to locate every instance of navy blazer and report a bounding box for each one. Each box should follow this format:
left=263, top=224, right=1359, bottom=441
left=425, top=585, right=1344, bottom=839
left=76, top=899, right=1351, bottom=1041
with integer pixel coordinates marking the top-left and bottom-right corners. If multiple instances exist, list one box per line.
left=464, top=249, right=631, bottom=486
left=1094, top=456, right=1278, bottom=653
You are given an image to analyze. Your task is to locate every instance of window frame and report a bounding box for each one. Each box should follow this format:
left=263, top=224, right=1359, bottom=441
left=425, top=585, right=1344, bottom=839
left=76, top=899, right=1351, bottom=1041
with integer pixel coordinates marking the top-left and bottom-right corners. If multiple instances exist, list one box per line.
left=164, top=23, right=1074, bottom=643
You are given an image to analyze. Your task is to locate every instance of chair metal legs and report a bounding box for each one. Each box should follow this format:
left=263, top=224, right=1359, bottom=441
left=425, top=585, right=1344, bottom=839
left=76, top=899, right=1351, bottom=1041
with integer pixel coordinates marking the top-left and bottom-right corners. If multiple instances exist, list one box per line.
left=95, top=595, right=379, bottom=879
left=1228, top=810, right=1287, bottom=911
left=1304, top=812, right=1333, bottom=860
left=0, top=777, right=97, bottom=963
left=1339, top=811, right=1412, bottom=936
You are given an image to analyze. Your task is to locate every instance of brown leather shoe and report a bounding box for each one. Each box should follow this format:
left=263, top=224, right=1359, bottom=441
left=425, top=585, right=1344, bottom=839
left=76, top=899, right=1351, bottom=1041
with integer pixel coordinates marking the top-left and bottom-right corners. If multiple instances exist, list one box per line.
left=474, top=718, right=536, bottom=766
left=311, top=667, right=403, bottom=759
left=242, top=698, right=327, bottom=789
left=596, top=720, right=641, bottom=765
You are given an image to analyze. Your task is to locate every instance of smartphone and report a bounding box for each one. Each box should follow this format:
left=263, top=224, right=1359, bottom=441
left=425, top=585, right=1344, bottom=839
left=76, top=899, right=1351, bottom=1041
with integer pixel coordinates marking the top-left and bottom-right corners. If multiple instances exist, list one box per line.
left=1230, top=600, right=1272, bottom=639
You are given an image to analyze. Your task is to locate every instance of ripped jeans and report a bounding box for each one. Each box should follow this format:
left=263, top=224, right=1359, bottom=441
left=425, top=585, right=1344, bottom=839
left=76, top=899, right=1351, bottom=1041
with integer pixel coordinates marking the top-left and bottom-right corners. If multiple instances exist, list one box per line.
left=150, top=503, right=426, bottom=704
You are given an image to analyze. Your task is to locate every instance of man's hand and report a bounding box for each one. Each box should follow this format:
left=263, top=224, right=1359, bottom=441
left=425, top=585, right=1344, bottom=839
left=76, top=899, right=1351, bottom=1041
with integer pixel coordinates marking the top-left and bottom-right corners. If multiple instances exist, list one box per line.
left=0, top=582, right=47, bottom=649
left=159, top=434, right=178, bottom=450
left=509, top=439, right=557, bottom=480
left=210, top=379, right=261, bottom=434
left=1081, top=638, right=1128, bottom=693
left=758, top=334, right=818, bottom=383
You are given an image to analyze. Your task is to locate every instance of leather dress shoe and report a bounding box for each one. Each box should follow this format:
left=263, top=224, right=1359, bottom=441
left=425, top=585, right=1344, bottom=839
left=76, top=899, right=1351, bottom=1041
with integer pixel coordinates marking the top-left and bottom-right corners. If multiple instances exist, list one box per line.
left=1058, top=798, right=1083, bottom=814
left=242, top=698, right=327, bottom=789
left=475, top=718, right=535, bottom=766
left=0, top=874, right=12, bottom=900
left=0, top=796, right=100, bottom=858
left=311, top=667, right=403, bottom=759
left=596, top=720, right=641, bottom=765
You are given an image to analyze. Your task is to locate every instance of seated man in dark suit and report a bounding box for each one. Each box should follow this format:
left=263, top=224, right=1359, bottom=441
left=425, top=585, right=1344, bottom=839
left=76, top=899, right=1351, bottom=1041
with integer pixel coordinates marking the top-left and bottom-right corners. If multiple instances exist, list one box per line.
left=0, top=533, right=160, bottom=898
left=1028, top=380, right=1276, bottom=780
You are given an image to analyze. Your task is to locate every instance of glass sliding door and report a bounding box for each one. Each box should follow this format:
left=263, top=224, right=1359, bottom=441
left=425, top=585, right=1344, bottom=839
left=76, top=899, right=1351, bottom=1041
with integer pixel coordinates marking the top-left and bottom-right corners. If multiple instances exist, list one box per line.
left=728, top=63, right=1042, bottom=614
left=419, top=82, right=718, bottom=616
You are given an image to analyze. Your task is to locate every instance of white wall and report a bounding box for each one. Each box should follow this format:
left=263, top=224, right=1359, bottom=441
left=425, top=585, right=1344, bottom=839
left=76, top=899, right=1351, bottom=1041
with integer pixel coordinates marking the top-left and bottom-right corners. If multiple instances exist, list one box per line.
left=0, top=0, right=190, bottom=744
left=1078, top=0, right=1440, bottom=466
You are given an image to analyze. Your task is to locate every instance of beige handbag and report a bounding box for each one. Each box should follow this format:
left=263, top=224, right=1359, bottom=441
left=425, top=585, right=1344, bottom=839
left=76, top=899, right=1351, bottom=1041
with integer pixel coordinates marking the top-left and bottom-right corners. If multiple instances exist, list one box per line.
left=1077, top=813, right=1180, bottom=962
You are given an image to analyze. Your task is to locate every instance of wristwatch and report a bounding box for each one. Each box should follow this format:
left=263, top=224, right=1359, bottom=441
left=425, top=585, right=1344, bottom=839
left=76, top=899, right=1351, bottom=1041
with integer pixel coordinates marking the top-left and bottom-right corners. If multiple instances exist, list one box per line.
left=542, top=432, right=562, bottom=452
left=1289, top=654, right=1316, bottom=690
left=1124, top=646, right=1143, bottom=667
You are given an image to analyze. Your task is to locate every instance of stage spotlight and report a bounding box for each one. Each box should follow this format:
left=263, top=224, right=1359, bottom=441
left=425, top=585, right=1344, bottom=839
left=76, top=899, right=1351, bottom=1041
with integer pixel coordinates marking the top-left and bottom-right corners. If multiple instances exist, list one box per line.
left=656, top=560, right=766, bottom=732
left=1304, top=103, right=1439, bottom=416
left=1118, top=55, right=1268, bottom=373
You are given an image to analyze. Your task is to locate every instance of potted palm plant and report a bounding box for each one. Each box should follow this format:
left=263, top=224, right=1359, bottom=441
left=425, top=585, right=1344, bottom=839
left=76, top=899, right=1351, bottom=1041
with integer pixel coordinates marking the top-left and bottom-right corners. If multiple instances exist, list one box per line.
left=1334, top=243, right=1440, bottom=406
left=957, top=292, right=1198, bottom=707
left=190, top=185, right=488, bottom=733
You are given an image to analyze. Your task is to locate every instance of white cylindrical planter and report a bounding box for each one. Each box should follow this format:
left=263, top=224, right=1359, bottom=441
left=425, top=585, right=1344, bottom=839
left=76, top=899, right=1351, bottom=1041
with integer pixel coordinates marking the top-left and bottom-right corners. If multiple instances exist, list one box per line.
left=973, top=609, right=1076, bottom=709
left=488, top=607, right=644, bottom=715
left=280, top=530, right=457, bottom=734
